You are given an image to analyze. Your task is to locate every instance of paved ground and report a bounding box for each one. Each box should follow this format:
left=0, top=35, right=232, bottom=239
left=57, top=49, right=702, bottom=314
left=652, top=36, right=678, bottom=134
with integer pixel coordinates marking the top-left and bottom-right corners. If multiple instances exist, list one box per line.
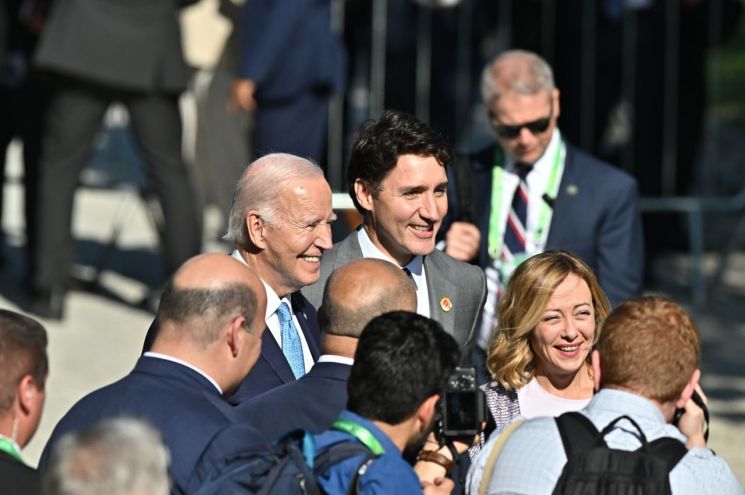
left=1, top=142, right=743, bottom=486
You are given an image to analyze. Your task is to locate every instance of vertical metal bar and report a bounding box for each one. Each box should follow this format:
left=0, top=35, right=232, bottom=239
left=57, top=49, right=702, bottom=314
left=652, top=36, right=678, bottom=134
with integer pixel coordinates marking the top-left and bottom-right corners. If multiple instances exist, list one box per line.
left=580, top=0, right=596, bottom=152
left=370, top=0, right=388, bottom=118
left=707, top=0, right=723, bottom=192
left=415, top=5, right=433, bottom=123
left=454, top=0, right=474, bottom=143
left=496, top=0, right=513, bottom=53
left=327, top=0, right=345, bottom=190
left=662, top=0, right=680, bottom=195
left=541, top=0, right=556, bottom=67
left=620, top=6, right=637, bottom=174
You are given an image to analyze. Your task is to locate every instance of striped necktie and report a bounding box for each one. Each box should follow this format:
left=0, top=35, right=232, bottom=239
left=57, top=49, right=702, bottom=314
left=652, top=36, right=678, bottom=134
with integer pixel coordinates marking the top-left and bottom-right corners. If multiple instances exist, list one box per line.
left=277, top=302, right=305, bottom=379
left=503, top=165, right=532, bottom=259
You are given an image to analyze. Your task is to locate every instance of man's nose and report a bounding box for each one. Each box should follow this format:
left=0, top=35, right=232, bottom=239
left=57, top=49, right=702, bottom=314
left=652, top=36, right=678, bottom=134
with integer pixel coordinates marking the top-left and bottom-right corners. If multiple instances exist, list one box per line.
left=315, top=223, right=333, bottom=250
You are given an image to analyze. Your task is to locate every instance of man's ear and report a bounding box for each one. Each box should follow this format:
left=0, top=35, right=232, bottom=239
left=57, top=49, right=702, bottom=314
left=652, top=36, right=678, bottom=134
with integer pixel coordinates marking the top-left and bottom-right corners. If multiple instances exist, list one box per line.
left=245, top=212, right=267, bottom=250
left=17, top=375, right=40, bottom=414
left=591, top=350, right=601, bottom=392
left=416, top=394, right=440, bottom=432
left=552, top=88, right=561, bottom=119
left=227, top=315, right=247, bottom=358
left=354, top=179, right=374, bottom=213
left=675, top=368, right=701, bottom=409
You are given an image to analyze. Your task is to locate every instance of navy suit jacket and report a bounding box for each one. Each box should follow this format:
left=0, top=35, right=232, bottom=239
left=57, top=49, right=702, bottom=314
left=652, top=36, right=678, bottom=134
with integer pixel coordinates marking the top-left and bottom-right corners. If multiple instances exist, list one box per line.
left=39, top=357, right=267, bottom=495
left=451, top=140, right=644, bottom=306
left=239, top=0, right=345, bottom=103
left=237, top=360, right=350, bottom=441
left=227, top=291, right=322, bottom=405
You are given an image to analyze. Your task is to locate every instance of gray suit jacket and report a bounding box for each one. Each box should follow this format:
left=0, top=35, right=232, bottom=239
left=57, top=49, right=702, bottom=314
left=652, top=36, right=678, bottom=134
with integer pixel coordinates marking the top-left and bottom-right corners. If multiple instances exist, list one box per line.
left=302, top=231, right=486, bottom=352
left=34, top=0, right=195, bottom=92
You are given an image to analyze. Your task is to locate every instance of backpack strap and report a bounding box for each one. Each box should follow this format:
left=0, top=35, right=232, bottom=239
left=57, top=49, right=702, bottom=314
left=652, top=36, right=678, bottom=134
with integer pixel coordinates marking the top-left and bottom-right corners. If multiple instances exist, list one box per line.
left=313, top=441, right=378, bottom=495
left=555, top=412, right=606, bottom=459
left=646, top=437, right=688, bottom=474
left=478, top=419, right=525, bottom=495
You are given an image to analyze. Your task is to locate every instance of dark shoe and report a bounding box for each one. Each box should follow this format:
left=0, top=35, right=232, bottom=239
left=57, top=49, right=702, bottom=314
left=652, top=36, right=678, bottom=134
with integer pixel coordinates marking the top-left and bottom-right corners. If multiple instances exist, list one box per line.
left=31, top=287, right=66, bottom=320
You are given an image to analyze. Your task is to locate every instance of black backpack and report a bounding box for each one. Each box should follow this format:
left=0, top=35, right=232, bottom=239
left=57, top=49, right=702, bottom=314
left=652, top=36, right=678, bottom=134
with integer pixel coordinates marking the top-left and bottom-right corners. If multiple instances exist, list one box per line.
left=194, top=428, right=379, bottom=495
left=552, top=412, right=688, bottom=495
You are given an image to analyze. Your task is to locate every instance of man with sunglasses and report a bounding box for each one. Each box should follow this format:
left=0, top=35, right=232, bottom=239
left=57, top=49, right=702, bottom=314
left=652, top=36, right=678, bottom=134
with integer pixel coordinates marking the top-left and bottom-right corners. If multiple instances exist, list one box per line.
left=444, top=50, right=644, bottom=359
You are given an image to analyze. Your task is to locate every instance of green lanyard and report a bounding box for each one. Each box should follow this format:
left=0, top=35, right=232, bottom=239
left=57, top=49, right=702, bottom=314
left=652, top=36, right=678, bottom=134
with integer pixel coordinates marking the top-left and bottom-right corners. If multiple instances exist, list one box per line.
left=331, top=419, right=385, bottom=456
left=487, top=139, right=565, bottom=260
left=0, top=436, right=23, bottom=463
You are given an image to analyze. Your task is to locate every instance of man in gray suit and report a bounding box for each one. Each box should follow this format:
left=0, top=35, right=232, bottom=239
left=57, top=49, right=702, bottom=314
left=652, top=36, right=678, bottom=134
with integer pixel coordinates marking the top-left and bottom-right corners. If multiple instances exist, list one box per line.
left=303, top=110, right=486, bottom=351
left=30, top=0, right=202, bottom=319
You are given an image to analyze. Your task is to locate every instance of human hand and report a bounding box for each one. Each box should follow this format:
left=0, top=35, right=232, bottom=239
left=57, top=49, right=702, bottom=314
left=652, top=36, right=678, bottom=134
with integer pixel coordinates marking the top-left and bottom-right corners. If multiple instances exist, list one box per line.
left=444, top=222, right=480, bottom=262
left=229, top=79, right=257, bottom=112
left=422, top=476, right=455, bottom=494
left=676, top=384, right=708, bottom=449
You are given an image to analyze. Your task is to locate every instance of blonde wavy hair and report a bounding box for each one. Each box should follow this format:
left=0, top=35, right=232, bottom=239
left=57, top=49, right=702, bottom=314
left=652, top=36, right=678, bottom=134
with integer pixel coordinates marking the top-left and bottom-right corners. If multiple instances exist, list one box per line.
left=486, top=250, right=611, bottom=389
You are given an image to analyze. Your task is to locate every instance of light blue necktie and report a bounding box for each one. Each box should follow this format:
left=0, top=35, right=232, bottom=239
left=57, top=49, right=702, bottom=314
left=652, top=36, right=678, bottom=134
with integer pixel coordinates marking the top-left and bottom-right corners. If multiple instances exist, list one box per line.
left=277, top=302, right=305, bottom=379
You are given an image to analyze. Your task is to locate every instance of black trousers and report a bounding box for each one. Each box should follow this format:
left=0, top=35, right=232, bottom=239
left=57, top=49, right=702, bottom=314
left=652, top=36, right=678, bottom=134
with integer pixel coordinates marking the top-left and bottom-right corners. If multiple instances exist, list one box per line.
left=33, top=75, right=202, bottom=291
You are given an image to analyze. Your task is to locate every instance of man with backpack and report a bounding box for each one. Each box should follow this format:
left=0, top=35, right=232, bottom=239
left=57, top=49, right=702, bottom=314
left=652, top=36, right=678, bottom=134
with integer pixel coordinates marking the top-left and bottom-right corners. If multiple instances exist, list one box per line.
left=467, top=295, right=743, bottom=494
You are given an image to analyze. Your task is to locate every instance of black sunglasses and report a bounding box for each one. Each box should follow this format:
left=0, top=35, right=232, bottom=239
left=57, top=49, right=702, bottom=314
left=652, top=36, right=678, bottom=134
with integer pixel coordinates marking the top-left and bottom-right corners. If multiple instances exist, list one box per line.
left=492, top=104, right=553, bottom=139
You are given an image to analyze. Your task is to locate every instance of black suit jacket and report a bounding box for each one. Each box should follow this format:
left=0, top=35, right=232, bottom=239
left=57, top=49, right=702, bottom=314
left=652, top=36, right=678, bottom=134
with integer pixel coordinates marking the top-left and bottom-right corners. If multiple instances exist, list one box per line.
left=39, top=357, right=267, bottom=495
left=0, top=451, right=40, bottom=495
left=228, top=291, right=322, bottom=405
left=451, top=140, right=644, bottom=306
left=237, top=360, right=350, bottom=440
left=34, top=0, right=196, bottom=92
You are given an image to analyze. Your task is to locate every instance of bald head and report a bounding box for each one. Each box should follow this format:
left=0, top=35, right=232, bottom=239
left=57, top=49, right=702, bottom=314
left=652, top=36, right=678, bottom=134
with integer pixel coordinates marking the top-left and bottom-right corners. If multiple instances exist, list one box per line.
left=155, top=254, right=267, bottom=348
left=481, top=49, right=555, bottom=105
left=319, top=259, right=417, bottom=338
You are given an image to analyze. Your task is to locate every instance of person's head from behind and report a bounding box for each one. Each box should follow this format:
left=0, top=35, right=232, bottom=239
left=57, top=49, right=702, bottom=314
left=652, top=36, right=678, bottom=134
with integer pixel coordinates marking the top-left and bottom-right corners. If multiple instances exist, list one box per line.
left=594, top=296, right=701, bottom=418
left=487, top=250, right=610, bottom=391
left=347, top=311, right=460, bottom=447
left=318, top=258, right=417, bottom=341
left=152, top=253, right=267, bottom=394
left=482, top=49, right=559, bottom=165
left=43, top=417, right=170, bottom=495
left=0, top=310, right=48, bottom=449
left=347, top=110, right=453, bottom=266
left=224, top=153, right=335, bottom=297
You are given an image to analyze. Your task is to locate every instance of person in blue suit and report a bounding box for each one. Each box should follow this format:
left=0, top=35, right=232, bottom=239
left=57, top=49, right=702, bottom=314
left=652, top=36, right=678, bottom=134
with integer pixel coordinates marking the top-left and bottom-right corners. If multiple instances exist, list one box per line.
left=443, top=50, right=644, bottom=357
left=237, top=257, right=416, bottom=440
left=39, top=254, right=269, bottom=495
left=223, top=153, right=336, bottom=404
left=231, top=0, right=346, bottom=163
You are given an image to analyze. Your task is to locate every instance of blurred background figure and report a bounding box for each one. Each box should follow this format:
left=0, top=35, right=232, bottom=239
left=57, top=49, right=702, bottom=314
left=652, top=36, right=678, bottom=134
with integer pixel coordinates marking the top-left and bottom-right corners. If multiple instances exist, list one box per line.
left=42, top=418, right=170, bottom=495
left=0, top=0, right=48, bottom=277
left=231, top=0, right=347, bottom=165
left=0, top=309, right=48, bottom=495
left=29, top=0, right=203, bottom=320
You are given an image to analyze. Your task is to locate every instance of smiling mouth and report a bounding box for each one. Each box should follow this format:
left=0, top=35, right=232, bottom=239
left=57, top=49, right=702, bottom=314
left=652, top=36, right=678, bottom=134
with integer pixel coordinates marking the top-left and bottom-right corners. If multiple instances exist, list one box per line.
left=300, top=256, right=320, bottom=263
left=556, top=345, right=579, bottom=352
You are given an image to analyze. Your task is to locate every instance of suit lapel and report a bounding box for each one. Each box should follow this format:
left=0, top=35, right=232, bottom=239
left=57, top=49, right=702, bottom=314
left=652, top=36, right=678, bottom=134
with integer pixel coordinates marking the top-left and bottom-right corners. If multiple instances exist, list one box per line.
left=546, top=143, right=576, bottom=248
left=291, top=292, right=321, bottom=360
left=424, top=252, right=457, bottom=333
left=259, top=329, right=296, bottom=384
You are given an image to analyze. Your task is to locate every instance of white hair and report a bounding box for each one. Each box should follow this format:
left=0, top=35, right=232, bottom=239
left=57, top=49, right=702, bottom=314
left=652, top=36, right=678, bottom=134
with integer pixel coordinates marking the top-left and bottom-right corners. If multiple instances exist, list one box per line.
left=481, top=49, right=555, bottom=105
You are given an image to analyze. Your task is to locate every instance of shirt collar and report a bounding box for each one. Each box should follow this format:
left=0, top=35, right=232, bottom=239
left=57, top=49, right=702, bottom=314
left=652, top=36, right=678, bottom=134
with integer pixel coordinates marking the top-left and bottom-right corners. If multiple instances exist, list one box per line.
left=231, top=250, right=289, bottom=321
left=317, top=354, right=354, bottom=366
left=143, top=352, right=223, bottom=395
left=587, top=388, right=668, bottom=425
left=357, top=227, right=425, bottom=276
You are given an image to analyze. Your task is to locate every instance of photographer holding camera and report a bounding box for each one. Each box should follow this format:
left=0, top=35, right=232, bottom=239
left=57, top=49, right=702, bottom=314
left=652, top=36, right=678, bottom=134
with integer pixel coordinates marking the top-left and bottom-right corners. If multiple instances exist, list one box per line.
left=313, top=310, right=465, bottom=494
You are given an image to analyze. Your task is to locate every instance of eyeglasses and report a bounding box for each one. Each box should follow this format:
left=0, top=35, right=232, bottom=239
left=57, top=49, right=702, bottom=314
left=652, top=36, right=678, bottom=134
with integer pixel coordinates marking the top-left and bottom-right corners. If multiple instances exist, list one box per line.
left=492, top=104, right=553, bottom=139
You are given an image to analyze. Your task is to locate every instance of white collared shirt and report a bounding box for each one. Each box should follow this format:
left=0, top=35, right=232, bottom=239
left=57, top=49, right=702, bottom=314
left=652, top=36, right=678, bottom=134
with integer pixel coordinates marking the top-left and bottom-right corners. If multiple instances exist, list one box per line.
left=317, top=354, right=354, bottom=366
left=143, top=352, right=223, bottom=395
left=231, top=250, right=314, bottom=373
left=357, top=228, right=430, bottom=317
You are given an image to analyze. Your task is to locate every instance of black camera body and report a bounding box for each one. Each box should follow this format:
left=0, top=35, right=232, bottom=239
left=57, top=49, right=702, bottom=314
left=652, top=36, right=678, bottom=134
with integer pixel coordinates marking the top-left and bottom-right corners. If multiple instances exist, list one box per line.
left=437, top=366, right=486, bottom=439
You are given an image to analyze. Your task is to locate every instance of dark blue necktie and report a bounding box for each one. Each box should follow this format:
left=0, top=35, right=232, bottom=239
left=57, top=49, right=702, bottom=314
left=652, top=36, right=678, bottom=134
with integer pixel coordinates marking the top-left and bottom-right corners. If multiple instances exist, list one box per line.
left=503, top=165, right=532, bottom=258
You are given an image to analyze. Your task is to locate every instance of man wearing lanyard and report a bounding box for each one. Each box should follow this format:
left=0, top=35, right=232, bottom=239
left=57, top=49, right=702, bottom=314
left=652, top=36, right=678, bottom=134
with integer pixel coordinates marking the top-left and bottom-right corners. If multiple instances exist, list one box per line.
left=0, top=310, right=48, bottom=494
left=444, top=49, right=644, bottom=360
